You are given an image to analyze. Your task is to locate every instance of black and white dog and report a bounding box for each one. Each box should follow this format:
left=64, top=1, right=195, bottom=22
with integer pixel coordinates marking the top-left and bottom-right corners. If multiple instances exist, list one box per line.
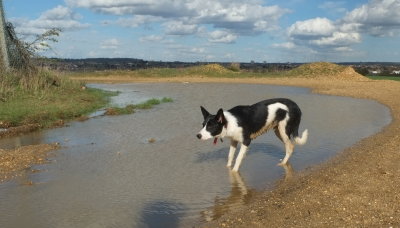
left=196, top=98, right=308, bottom=172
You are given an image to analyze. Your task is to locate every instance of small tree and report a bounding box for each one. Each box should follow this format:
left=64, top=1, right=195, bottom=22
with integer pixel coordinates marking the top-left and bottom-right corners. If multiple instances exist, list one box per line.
left=24, top=28, right=61, bottom=57
left=228, top=62, right=240, bottom=72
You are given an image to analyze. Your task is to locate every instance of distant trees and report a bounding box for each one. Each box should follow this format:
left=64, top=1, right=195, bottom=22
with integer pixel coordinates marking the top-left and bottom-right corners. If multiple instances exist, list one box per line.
left=353, top=67, right=369, bottom=76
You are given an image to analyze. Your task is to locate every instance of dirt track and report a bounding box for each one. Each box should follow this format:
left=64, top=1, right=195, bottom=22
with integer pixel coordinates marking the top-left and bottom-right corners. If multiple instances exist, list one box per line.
left=73, top=76, right=400, bottom=227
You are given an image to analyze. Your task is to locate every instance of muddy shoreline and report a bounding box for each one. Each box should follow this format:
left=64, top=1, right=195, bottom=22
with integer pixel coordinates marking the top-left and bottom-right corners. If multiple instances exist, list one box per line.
left=73, top=76, right=400, bottom=227
left=0, top=144, right=59, bottom=183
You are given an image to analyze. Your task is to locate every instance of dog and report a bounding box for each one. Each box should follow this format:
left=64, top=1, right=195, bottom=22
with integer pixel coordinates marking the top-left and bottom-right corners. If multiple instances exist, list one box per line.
left=196, top=98, right=308, bottom=172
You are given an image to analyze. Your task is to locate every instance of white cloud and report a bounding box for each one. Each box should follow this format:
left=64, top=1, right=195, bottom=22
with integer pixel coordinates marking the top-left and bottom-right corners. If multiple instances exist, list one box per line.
left=116, top=15, right=163, bottom=28
left=66, top=0, right=194, bottom=17
left=66, top=0, right=289, bottom=36
left=318, top=1, right=347, bottom=14
left=272, top=42, right=296, bottom=49
left=288, top=17, right=336, bottom=39
left=163, top=21, right=200, bottom=35
left=310, top=32, right=361, bottom=47
left=100, top=38, right=120, bottom=49
left=334, top=46, right=353, bottom=52
left=139, top=35, right=163, bottom=42
left=287, top=17, right=361, bottom=52
left=342, top=0, right=400, bottom=37
left=208, top=30, right=237, bottom=43
left=193, top=1, right=289, bottom=34
left=285, top=0, right=400, bottom=56
left=187, top=47, right=205, bottom=54
left=10, top=5, right=89, bottom=36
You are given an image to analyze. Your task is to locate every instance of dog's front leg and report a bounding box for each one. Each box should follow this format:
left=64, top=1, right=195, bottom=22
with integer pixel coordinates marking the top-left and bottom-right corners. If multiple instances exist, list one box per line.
left=232, top=140, right=250, bottom=172
left=227, top=140, right=238, bottom=167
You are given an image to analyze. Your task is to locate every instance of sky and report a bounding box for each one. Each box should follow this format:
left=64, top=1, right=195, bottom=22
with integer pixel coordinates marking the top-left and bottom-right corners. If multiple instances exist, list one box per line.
left=3, top=0, right=400, bottom=62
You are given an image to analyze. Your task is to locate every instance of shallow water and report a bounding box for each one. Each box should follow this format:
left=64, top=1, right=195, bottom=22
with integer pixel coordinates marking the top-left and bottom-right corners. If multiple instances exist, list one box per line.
left=0, top=83, right=391, bottom=228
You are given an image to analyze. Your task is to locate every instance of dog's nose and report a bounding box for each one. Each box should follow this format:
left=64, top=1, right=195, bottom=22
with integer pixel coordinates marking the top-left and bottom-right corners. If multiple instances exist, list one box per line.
left=196, top=134, right=202, bottom=139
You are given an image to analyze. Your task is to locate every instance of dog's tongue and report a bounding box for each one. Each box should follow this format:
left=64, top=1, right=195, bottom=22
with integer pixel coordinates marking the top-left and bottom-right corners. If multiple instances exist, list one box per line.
left=213, top=138, right=218, bottom=145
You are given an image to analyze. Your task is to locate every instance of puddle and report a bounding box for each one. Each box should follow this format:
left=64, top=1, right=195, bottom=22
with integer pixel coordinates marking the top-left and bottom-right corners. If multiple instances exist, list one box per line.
left=0, top=83, right=391, bottom=227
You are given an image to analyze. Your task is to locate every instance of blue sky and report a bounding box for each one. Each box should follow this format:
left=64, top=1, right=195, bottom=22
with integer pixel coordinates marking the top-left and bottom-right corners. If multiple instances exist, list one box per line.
left=4, top=0, right=400, bottom=62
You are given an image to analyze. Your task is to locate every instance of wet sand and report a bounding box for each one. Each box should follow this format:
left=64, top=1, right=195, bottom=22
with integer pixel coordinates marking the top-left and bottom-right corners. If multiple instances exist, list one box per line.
left=72, top=76, right=400, bottom=227
left=0, top=144, right=59, bottom=183
left=1, top=76, right=400, bottom=227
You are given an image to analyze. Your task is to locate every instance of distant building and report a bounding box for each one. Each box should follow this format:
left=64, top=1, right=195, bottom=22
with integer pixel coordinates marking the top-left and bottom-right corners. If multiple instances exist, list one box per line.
left=392, top=70, right=400, bottom=74
left=370, top=70, right=380, bottom=74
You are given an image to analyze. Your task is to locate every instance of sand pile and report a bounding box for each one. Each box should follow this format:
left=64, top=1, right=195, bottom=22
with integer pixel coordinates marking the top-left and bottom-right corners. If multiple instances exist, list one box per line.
left=289, top=62, right=367, bottom=81
left=189, top=64, right=231, bottom=74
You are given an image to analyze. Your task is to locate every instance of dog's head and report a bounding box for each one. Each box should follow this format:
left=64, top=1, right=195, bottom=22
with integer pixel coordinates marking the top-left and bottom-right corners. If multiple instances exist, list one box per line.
left=196, top=106, right=227, bottom=144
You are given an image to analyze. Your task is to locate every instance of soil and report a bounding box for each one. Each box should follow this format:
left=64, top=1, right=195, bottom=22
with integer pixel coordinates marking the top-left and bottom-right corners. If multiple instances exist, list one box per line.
left=2, top=70, right=400, bottom=227
left=0, top=143, right=59, bottom=183
left=0, top=124, right=41, bottom=138
left=72, top=75, right=400, bottom=227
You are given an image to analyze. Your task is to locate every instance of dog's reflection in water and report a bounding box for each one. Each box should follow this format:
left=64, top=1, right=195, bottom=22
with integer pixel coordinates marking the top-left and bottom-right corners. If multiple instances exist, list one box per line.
left=201, top=163, right=294, bottom=222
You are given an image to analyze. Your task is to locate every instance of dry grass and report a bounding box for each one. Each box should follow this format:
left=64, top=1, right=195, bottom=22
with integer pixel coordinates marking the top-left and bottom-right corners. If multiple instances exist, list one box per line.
left=287, top=62, right=367, bottom=80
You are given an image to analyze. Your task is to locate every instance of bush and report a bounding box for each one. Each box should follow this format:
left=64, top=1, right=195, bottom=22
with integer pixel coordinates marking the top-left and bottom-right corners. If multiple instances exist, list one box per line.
left=227, top=62, right=241, bottom=72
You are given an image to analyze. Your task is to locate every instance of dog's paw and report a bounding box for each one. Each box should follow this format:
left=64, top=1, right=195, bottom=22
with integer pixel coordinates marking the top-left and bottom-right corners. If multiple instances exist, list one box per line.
left=226, top=163, right=232, bottom=168
left=232, top=166, right=239, bottom=172
left=277, top=162, right=286, bottom=166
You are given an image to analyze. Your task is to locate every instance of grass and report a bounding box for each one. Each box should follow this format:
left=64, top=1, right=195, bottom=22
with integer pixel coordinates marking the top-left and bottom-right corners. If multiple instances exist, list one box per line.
left=0, top=69, right=116, bottom=128
left=0, top=87, right=114, bottom=128
left=0, top=66, right=174, bottom=129
left=105, top=97, right=173, bottom=115
left=104, top=104, right=135, bottom=115
left=366, top=75, right=400, bottom=81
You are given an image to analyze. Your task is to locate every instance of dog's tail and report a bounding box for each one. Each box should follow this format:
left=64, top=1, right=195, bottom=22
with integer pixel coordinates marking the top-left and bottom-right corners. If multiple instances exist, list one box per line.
left=294, top=129, right=308, bottom=145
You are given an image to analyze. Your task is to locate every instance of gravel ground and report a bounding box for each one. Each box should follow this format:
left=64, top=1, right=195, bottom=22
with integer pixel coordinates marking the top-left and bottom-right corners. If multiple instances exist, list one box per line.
left=0, top=144, right=59, bottom=183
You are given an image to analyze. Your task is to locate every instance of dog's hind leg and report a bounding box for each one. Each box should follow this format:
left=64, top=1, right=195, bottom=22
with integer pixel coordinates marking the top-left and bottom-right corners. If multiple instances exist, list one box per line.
left=232, top=141, right=250, bottom=172
left=277, top=120, right=294, bottom=165
left=274, top=127, right=283, bottom=142
left=280, top=140, right=294, bottom=165
left=227, top=140, right=238, bottom=167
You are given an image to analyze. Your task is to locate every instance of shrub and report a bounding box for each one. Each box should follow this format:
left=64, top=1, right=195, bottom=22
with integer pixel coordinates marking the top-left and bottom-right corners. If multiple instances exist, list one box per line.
left=227, top=62, right=240, bottom=72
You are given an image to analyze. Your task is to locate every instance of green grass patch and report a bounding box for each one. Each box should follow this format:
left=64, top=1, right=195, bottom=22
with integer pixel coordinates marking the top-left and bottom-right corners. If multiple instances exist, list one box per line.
left=0, top=87, right=114, bottom=128
left=104, top=104, right=135, bottom=115
left=133, top=97, right=173, bottom=109
left=0, top=68, right=117, bottom=128
left=366, top=75, right=400, bottom=81
left=105, top=97, right=173, bottom=115
left=161, top=97, right=173, bottom=103
left=133, top=98, right=161, bottom=109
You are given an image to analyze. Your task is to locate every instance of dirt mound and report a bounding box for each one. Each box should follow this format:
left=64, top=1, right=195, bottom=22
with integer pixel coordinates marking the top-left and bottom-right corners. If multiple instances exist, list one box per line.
left=289, top=62, right=367, bottom=80
left=189, top=64, right=231, bottom=73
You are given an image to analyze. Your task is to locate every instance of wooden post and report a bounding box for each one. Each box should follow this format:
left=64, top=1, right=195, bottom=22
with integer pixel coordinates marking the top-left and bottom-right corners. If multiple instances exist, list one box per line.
left=0, top=0, right=10, bottom=71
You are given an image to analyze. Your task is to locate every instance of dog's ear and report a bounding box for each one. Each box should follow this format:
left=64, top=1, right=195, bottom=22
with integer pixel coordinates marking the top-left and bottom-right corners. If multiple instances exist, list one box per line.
left=200, top=106, right=210, bottom=119
left=215, top=108, right=226, bottom=125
